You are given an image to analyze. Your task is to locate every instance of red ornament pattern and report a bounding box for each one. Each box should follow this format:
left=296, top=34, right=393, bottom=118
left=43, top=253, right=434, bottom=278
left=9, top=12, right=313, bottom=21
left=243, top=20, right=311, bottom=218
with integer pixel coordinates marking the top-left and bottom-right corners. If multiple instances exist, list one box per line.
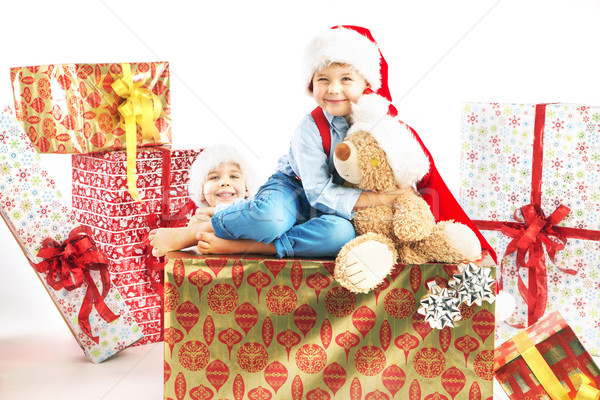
left=206, top=283, right=238, bottom=314
left=203, top=316, right=215, bottom=347
left=235, top=302, right=259, bottom=336
left=322, top=362, right=346, bottom=395
left=354, top=345, right=386, bottom=376
left=205, top=258, right=227, bottom=278
left=265, top=285, right=297, bottom=316
left=379, top=319, right=392, bottom=351
left=264, top=361, right=288, bottom=394
left=262, top=317, right=274, bottom=348
left=441, top=366, right=466, bottom=400
left=306, top=272, right=330, bottom=303
left=233, top=374, right=244, bottom=400
left=324, top=287, right=356, bottom=317
left=293, top=304, right=318, bottom=337
left=384, top=288, right=415, bottom=319
left=176, top=301, right=200, bottom=335
left=320, top=318, right=332, bottom=349
left=188, top=269, right=213, bottom=301
left=164, top=257, right=495, bottom=398
left=381, top=364, right=406, bottom=397
left=189, top=385, right=213, bottom=400
left=178, top=341, right=210, bottom=372
left=295, top=344, right=327, bottom=374
left=263, top=260, right=287, bottom=279
left=247, top=270, right=271, bottom=302
left=413, top=347, right=445, bottom=378
left=205, top=360, right=229, bottom=393
left=290, top=261, right=303, bottom=291
left=291, top=375, right=303, bottom=400
left=352, top=305, right=377, bottom=339
left=473, top=350, right=494, bottom=381
left=237, top=342, right=269, bottom=373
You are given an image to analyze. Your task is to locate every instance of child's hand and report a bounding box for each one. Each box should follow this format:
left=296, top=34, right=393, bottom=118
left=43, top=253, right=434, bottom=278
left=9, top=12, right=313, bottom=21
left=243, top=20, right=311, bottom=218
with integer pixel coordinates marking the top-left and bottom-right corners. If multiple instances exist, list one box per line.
left=378, top=187, right=414, bottom=207
left=189, top=207, right=215, bottom=224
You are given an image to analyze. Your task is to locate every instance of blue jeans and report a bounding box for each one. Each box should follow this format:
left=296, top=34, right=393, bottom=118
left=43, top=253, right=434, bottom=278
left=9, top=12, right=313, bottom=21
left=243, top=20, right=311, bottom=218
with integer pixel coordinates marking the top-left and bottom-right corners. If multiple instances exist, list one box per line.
left=211, top=171, right=356, bottom=258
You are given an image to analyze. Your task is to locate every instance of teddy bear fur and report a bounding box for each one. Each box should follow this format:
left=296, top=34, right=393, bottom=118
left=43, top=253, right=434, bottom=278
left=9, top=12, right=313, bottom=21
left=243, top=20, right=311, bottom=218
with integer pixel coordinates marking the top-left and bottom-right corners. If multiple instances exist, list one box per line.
left=334, top=130, right=481, bottom=293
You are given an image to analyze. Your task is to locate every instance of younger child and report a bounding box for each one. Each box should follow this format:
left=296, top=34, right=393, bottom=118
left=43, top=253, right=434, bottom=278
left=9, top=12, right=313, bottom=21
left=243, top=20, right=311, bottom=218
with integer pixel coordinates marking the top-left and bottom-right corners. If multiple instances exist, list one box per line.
left=149, top=144, right=257, bottom=257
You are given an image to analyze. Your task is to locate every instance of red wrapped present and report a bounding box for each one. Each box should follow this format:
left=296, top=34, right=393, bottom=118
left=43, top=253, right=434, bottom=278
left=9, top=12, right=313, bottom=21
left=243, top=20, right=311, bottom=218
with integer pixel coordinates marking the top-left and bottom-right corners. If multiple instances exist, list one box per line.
left=72, top=147, right=200, bottom=345
left=494, top=311, right=600, bottom=399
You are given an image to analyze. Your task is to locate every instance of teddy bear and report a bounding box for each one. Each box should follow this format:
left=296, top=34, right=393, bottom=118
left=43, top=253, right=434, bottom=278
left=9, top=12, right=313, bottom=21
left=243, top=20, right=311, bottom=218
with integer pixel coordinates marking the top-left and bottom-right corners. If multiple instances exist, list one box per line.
left=333, top=93, right=482, bottom=293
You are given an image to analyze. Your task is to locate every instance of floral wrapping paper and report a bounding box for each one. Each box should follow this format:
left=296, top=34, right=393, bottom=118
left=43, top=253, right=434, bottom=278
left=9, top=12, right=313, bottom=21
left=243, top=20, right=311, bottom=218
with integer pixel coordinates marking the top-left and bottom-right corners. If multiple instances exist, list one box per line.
left=9, top=62, right=171, bottom=154
left=458, top=102, right=600, bottom=356
left=0, top=105, right=142, bottom=363
left=72, top=148, right=200, bottom=345
left=164, top=253, right=496, bottom=400
left=494, top=311, right=600, bottom=399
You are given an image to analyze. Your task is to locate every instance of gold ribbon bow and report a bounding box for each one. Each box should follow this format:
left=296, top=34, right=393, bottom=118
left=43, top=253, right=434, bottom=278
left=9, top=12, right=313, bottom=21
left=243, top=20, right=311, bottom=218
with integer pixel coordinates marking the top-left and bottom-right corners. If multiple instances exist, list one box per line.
left=111, top=63, right=162, bottom=202
left=514, top=331, right=600, bottom=400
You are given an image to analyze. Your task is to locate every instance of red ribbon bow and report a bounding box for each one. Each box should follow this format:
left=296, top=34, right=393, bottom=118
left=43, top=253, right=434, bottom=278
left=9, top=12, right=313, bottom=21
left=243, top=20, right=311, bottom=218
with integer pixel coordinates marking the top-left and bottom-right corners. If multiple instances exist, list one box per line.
left=32, top=226, right=119, bottom=344
left=500, top=203, right=577, bottom=325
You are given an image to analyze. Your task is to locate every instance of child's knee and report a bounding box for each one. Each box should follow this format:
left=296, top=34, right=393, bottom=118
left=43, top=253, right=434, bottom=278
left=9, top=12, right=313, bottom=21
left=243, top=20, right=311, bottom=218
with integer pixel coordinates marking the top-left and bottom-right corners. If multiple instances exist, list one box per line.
left=324, top=217, right=356, bottom=252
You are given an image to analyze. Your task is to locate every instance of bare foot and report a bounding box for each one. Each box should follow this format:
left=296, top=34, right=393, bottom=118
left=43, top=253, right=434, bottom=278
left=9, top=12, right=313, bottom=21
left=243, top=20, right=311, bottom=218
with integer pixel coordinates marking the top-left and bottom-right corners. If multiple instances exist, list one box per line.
left=149, top=226, right=196, bottom=257
left=196, top=232, right=276, bottom=255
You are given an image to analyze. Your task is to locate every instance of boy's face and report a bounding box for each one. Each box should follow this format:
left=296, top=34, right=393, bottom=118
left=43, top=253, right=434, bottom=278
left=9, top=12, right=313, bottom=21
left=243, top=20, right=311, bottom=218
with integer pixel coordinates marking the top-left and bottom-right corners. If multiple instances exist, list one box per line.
left=201, top=162, right=248, bottom=207
left=311, top=63, right=369, bottom=122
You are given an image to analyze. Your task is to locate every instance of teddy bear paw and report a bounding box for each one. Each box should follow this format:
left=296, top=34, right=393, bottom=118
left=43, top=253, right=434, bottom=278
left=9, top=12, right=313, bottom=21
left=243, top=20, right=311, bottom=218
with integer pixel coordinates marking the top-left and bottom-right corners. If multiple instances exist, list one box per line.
left=341, top=240, right=396, bottom=292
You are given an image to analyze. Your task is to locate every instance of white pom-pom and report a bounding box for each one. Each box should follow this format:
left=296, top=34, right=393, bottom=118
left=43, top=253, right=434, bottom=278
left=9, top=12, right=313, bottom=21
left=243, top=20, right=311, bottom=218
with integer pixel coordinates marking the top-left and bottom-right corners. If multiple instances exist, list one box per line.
left=495, top=290, right=516, bottom=322
left=350, top=93, right=390, bottom=125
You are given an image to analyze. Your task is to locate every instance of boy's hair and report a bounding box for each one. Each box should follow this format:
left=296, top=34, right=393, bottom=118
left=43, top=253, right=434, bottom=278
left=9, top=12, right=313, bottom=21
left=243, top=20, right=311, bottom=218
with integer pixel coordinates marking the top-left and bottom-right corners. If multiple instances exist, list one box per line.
left=188, top=144, right=255, bottom=207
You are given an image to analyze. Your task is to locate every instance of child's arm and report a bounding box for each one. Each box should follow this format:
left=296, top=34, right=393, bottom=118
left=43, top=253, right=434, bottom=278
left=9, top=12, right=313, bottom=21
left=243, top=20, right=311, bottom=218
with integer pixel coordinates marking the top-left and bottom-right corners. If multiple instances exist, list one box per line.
left=149, top=221, right=214, bottom=257
left=352, top=187, right=414, bottom=210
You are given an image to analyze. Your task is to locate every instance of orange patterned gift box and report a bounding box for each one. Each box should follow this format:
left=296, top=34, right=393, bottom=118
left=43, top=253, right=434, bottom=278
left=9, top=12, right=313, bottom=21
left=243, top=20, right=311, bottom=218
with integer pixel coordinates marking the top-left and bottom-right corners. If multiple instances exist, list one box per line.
left=9, top=62, right=170, bottom=154
left=494, top=311, right=600, bottom=400
left=164, top=253, right=496, bottom=400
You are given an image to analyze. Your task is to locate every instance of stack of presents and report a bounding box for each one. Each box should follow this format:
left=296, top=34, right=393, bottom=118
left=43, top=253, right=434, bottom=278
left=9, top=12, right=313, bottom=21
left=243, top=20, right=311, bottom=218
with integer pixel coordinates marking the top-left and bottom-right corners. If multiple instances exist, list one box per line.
left=1, top=60, right=599, bottom=399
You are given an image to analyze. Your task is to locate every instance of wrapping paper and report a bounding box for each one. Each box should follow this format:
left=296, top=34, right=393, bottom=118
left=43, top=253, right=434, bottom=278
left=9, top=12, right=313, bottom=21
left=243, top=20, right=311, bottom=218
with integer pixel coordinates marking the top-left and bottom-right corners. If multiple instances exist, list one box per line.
left=494, top=311, right=600, bottom=399
left=72, top=148, right=200, bottom=345
left=164, top=252, right=496, bottom=400
left=458, top=102, right=600, bottom=355
left=0, top=105, right=142, bottom=363
left=9, top=62, right=170, bottom=154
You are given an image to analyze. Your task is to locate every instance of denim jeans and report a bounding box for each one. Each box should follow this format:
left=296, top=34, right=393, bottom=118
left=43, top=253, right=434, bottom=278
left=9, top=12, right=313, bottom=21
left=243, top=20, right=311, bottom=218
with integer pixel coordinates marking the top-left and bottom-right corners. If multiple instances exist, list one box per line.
left=211, top=171, right=356, bottom=258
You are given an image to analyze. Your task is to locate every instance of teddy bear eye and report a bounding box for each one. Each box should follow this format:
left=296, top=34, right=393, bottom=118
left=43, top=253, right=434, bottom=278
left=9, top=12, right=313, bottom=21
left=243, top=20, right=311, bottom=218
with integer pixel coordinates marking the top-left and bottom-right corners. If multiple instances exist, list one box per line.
left=370, top=158, right=379, bottom=167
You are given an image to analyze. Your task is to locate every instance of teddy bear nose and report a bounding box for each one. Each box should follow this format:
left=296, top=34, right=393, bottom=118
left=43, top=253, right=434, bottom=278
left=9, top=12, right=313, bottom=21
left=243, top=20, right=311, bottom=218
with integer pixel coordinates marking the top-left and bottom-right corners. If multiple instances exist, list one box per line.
left=334, top=143, right=351, bottom=161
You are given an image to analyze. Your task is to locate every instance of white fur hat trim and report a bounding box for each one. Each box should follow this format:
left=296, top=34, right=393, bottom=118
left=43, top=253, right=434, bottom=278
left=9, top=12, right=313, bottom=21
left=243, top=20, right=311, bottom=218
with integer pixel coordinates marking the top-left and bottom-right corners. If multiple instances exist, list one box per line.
left=188, top=144, right=256, bottom=207
left=304, top=27, right=382, bottom=93
left=348, top=93, right=430, bottom=187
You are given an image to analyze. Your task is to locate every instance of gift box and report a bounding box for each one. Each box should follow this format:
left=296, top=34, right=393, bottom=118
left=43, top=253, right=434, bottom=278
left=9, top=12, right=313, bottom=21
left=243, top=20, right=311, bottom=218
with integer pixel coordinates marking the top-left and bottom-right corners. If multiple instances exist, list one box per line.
left=72, top=148, right=200, bottom=345
left=164, top=252, right=496, bottom=400
left=9, top=62, right=170, bottom=154
left=458, top=102, right=600, bottom=355
left=494, top=310, right=600, bottom=399
left=0, top=105, right=142, bottom=363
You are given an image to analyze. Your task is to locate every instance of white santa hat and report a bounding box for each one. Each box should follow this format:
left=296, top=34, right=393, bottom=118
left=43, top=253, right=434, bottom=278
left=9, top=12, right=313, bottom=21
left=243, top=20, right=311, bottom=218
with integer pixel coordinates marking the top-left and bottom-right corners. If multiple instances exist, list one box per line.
left=188, top=144, right=256, bottom=207
left=348, top=92, right=430, bottom=187
left=304, top=25, right=394, bottom=104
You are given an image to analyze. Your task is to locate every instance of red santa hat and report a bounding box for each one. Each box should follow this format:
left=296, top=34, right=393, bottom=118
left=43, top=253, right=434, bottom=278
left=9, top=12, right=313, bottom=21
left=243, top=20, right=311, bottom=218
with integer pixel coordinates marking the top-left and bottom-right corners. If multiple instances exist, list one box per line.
left=304, top=25, right=394, bottom=106
left=188, top=144, right=256, bottom=208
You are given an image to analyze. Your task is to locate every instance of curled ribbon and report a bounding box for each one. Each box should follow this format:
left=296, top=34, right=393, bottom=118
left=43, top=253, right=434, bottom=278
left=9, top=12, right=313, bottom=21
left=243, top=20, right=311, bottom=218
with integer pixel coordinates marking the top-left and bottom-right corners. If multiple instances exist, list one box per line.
left=111, top=63, right=162, bottom=202
left=501, top=203, right=577, bottom=326
left=32, top=226, right=119, bottom=344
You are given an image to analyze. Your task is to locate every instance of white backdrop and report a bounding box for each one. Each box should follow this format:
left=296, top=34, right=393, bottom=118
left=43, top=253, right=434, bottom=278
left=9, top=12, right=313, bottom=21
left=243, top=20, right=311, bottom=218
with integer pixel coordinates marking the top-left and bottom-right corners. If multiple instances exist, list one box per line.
left=1, top=0, right=599, bottom=395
